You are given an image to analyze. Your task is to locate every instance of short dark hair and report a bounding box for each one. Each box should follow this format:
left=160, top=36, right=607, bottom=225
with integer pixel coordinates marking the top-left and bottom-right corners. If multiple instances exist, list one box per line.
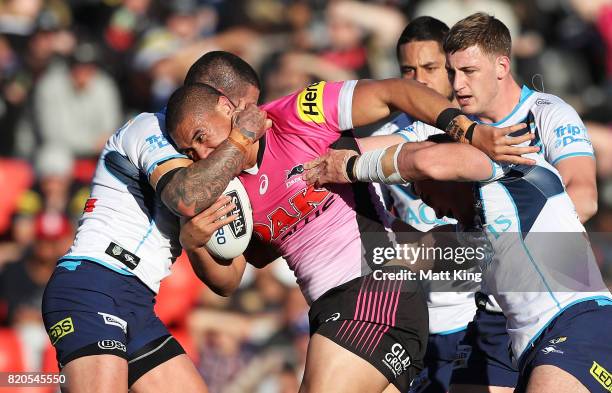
left=184, top=51, right=261, bottom=103
left=396, top=16, right=449, bottom=60
left=165, top=83, right=222, bottom=137
left=443, top=12, right=511, bottom=57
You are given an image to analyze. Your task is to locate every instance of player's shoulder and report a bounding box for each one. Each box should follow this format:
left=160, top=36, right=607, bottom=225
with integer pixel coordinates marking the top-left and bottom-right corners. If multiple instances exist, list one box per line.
left=123, top=111, right=164, bottom=134
left=527, top=90, right=577, bottom=118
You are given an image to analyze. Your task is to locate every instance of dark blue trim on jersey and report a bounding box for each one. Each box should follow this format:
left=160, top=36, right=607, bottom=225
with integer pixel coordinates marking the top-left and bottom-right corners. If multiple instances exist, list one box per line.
left=104, top=151, right=156, bottom=223
left=551, top=152, right=595, bottom=165
left=497, top=165, right=564, bottom=235
left=391, top=113, right=414, bottom=130
left=473, top=86, right=534, bottom=126
left=497, top=182, right=561, bottom=310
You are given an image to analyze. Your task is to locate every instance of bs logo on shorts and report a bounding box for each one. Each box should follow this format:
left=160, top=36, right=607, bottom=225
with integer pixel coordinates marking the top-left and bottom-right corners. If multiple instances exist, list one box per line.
left=49, top=317, right=74, bottom=345
left=297, top=81, right=326, bottom=124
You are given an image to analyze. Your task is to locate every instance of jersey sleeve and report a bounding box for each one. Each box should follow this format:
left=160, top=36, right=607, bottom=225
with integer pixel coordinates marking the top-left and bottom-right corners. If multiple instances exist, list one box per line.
left=116, top=113, right=188, bottom=179
left=262, top=80, right=357, bottom=146
left=396, top=121, right=443, bottom=142
left=537, top=101, right=594, bottom=165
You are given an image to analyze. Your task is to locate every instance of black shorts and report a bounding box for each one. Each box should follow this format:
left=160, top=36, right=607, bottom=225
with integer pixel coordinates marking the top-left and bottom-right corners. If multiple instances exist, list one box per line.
left=309, top=266, right=429, bottom=391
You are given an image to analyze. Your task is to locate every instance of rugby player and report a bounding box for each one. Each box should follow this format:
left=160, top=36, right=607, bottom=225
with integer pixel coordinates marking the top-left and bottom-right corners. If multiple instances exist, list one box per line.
left=302, top=16, right=611, bottom=393
left=41, top=52, right=268, bottom=393
left=367, top=17, right=480, bottom=393
left=164, top=70, right=536, bottom=391
left=442, top=13, right=597, bottom=393
left=305, top=12, right=601, bottom=393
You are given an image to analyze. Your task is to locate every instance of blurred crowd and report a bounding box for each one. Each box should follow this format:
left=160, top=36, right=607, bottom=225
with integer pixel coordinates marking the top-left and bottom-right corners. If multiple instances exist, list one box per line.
left=0, top=0, right=611, bottom=392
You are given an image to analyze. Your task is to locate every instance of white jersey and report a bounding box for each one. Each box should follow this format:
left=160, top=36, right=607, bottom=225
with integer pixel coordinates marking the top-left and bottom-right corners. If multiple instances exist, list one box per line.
left=372, top=113, right=478, bottom=335
left=474, top=86, right=610, bottom=362
left=62, top=112, right=185, bottom=293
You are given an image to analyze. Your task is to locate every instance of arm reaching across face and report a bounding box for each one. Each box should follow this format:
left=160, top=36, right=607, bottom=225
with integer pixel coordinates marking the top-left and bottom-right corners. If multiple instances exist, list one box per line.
left=304, top=138, right=501, bottom=187
left=351, top=79, right=539, bottom=164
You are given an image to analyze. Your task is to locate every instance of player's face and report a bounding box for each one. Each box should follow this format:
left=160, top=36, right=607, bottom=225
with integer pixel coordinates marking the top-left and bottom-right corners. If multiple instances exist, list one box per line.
left=446, top=45, right=500, bottom=115
left=172, top=98, right=233, bottom=161
left=399, top=40, right=453, bottom=100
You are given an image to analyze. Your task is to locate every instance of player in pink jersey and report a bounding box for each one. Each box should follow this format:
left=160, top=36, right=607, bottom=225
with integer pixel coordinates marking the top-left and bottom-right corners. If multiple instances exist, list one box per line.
left=164, top=79, right=536, bottom=393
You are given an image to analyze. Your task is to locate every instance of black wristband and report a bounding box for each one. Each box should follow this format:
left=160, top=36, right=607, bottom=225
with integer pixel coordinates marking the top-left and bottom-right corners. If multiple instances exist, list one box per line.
left=346, top=155, right=358, bottom=182
left=465, top=122, right=477, bottom=144
left=435, top=108, right=463, bottom=131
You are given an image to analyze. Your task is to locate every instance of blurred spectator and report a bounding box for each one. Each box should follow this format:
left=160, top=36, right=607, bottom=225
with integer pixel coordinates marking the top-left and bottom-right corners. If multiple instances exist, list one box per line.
left=0, top=212, right=73, bottom=326
left=33, top=41, right=121, bottom=158
left=12, top=145, right=88, bottom=250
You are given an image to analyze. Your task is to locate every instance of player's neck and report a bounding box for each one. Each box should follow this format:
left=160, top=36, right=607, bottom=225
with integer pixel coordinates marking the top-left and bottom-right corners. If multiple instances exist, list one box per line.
left=477, top=78, right=522, bottom=124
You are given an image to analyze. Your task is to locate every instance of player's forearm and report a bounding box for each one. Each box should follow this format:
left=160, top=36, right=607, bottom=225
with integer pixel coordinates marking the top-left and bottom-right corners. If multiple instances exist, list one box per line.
left=405, top=144, right=493, bottom=182
left=187, top=248, right=245, bottom=297
left=566, top=182, right=598, bottom=223
left=161, top=140, right=245, bottom=217
left=352, top=79, right=456, bottom=129
left=349, top=143, right=492, bottom=185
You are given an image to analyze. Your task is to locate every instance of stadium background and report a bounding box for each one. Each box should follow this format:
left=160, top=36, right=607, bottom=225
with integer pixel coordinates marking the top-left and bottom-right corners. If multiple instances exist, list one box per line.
left=0, top=0, right=611, bottom=392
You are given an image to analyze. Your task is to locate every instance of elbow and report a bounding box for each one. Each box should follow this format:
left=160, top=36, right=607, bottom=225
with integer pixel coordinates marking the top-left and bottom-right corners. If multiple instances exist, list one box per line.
left=207, top=281, right=239, bottom=297
left=579, top=199, right=598, bottom=224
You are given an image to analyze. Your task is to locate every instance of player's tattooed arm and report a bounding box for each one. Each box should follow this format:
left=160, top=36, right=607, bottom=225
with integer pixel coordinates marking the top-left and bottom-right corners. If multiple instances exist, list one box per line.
left=161, top=103, right=271, bottom=218
left=161, top=140, right=246, bottom=217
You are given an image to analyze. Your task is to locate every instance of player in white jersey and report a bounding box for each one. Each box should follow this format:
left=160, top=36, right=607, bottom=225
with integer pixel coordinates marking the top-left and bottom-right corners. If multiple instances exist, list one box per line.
left=41, top=52, right=269, bottom=392
left=368, top=17, right=478, bottom=393
left=303, top=14, right=610, bottom=393
left=441, top=13, right=599, bottom=393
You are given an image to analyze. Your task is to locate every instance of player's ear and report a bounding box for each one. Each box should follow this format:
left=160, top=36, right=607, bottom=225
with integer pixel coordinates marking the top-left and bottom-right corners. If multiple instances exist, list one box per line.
left=216, top=96, right=234, bottom=117
left=496, top=55, right=511, bottom=80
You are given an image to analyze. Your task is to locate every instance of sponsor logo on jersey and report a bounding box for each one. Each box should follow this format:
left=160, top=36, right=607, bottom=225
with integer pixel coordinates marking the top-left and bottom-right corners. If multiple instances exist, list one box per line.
left=97, top=339, right=127, bottom=352
left=254, top=185, right=334, bottom=242
left=591, top=361, right=612, bottom=392
left=535, top=99, right=551, bottom=105
left=259, top=174, right=268, bottom=195
left=105, top=242, right=140, bottom=269
left=549, top=336, right=567, bottom=345
left=98, top=312, right=127, bottom=334
left=297, top=81, right=326, bottom=124
left=226, top=190, right=247, bottom=238
left=49, top=317, right=74, bottom=345
left=382, top=343, right=411, bottom=378
left=541, top=345, right=563, bottom=355
left=553, top=124, right=591, bottom=148
left=145, top=134, right=171, bottom=152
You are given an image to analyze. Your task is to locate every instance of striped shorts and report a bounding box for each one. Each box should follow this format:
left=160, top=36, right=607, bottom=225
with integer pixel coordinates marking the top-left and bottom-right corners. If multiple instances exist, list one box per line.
left=308, top=265, right=429, bottom=390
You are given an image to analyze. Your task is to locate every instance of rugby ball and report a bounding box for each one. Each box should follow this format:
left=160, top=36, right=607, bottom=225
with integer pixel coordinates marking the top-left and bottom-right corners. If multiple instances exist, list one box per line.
left=205, top=177, right=253, bottom=260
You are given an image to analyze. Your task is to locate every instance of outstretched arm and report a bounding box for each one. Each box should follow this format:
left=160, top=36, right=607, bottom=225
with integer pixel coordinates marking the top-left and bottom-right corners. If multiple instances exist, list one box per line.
left=351, top=79, right=539, bottom=164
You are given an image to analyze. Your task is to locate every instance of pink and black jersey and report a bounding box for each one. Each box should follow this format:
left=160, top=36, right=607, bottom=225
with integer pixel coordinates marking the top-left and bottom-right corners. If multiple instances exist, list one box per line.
left=238, top=81, right=392, bottom=304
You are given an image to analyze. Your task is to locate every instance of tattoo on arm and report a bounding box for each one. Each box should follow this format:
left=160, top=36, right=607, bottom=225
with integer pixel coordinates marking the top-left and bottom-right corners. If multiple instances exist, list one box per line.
left=161, top=139, right=245, bottom=217
left=239, top=127, right=256, bottom=141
